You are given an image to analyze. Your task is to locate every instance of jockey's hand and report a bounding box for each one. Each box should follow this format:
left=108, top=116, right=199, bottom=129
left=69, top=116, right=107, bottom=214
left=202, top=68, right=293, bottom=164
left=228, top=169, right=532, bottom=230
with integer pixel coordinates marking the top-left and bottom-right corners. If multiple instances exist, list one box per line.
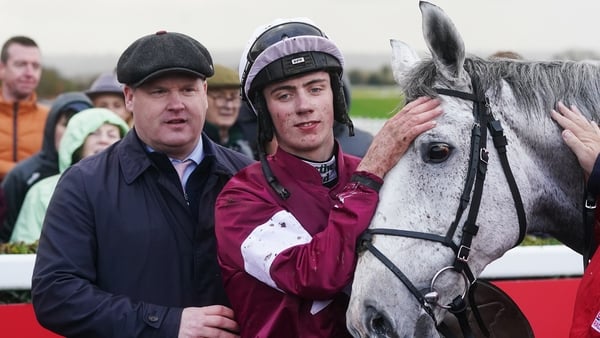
left=551, top=101, right=600, bottom=177
left=178, top=305, right=240, bottom=338
left=357, top=96, right=442, bottom=179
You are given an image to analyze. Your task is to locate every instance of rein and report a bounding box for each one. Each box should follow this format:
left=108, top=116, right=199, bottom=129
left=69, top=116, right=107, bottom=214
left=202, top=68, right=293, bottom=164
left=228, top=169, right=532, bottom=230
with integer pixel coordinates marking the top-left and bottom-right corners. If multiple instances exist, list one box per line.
left=583, top=192, right=597, bottom=268
left=358, top=76, right=527, bottom=338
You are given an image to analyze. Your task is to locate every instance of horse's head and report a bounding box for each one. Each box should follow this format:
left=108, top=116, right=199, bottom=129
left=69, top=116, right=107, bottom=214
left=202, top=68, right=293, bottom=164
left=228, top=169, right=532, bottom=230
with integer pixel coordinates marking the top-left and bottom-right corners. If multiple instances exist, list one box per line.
left=347, top=1, right=588, bottom=337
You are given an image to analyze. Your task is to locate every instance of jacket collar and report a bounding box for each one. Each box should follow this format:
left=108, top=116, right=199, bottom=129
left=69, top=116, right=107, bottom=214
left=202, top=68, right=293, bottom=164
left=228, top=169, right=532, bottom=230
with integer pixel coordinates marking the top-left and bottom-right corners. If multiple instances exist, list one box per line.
left=0, top=91, right=40, bottom=108
left=118, top=129, right=240, bottom=185
left=271, top=140, right=346, bottom=185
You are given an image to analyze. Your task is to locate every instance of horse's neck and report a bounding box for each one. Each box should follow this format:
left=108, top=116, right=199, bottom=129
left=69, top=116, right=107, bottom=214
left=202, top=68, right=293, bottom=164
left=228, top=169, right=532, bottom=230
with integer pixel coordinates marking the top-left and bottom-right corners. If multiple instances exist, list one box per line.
left=493, top=84, right=585, bottom=252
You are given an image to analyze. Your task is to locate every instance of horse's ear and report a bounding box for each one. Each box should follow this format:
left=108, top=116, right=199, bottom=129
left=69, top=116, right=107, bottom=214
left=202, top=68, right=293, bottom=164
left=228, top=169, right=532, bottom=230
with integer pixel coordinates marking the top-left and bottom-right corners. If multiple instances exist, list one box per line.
left=420, top=1, right=466, bottom=81
left=390, top=39, right=420, bottom=85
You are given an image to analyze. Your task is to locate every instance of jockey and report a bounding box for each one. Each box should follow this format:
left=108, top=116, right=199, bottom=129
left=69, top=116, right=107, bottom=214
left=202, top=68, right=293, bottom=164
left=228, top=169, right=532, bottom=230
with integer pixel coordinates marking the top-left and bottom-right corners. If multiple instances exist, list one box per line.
left=551, top=102, right=600, bottom=338
left=214, top=17, right=442, bottom=337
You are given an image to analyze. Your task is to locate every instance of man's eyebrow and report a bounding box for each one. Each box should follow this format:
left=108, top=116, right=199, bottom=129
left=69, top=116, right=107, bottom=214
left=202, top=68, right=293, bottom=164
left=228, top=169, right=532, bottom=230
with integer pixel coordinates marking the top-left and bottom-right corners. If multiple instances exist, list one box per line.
left=268, top=78, right=328, bottom=95
left=303, top=78, right=327, bottom=87
left=267, top=84, right=295, bottom=95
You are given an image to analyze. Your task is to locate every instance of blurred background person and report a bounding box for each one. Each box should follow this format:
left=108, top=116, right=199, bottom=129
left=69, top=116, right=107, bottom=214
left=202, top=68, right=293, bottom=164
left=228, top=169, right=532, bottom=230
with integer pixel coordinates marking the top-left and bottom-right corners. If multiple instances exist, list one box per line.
left=10, top=108, right=128, bottom=243
left=86, top=71, right=132, bottom=126
left=204, top=64, right=254, bottom=159
left=333, top=78, right=373, bottom=157
left=0, top=91, right=92, bottom=243
left=0, top=36, right=49, bottom=182
left=488, top=50, right=524, bottom=60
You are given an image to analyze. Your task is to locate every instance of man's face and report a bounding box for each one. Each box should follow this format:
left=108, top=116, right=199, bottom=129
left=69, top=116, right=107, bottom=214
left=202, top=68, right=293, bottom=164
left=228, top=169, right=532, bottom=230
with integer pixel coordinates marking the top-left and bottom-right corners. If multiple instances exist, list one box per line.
left=206, top=88, right=241, bottom=129
left=263, top=71, right=335, bottom=161
left=92, top=93, right=131, bottom=124
left=0, top=43, right=42, bottom=101
left=124, top=74, right=207, bottom=160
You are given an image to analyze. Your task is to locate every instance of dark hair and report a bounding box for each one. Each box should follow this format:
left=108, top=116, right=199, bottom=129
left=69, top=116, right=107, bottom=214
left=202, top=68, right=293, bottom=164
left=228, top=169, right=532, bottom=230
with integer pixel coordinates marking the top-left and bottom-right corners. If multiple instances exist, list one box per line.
left=1, top=36, right=38, bottom=63
left=60, top=108, right=80, bottom=123
left=71, top=147, right=84, bottom=166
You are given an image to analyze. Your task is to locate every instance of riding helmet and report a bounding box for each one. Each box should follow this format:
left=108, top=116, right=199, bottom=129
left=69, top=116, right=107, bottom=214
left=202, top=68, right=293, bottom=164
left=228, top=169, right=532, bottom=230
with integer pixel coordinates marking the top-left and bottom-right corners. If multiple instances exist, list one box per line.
left=239, top=17, right=354, bottom=146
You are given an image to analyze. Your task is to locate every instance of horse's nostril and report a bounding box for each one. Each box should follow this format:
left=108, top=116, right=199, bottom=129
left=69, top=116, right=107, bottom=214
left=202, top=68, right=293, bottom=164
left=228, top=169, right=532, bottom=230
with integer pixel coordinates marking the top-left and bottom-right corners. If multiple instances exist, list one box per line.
left=372, top=314, right=393, bottom=335
left=366, top=306, right=396, bottom=337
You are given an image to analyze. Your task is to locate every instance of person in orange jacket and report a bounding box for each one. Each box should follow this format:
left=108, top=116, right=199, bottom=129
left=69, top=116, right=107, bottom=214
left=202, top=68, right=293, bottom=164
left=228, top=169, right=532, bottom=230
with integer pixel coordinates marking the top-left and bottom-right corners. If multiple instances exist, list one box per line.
left=0, top=36, right=49, bottom=181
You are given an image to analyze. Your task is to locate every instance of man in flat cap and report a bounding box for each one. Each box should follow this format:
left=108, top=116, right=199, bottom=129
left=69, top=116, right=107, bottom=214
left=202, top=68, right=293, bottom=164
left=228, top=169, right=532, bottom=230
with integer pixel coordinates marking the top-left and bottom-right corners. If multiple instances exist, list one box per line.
left=32, top=31, right=252, bottom=338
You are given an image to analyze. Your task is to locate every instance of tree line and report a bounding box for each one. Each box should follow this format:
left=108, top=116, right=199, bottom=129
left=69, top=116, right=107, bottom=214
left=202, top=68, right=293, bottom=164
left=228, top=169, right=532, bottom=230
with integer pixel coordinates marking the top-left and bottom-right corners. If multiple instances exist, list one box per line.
left=37, top=65, right=400, bottom=100
left=37, top=48, right=600, bottom=99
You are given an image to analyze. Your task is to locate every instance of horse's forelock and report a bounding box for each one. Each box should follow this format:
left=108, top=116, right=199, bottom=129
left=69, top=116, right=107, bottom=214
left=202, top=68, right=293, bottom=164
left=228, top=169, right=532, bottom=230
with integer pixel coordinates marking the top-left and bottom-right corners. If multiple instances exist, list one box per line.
left=401, top=61, right=439, bottom=100
left=402, top=57, right=600, bottom=121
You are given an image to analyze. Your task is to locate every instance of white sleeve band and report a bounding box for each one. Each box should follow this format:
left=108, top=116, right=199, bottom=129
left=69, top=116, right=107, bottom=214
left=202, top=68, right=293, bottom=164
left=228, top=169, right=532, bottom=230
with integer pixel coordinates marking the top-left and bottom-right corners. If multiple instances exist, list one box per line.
left=241, top=210, right=312, bottom=290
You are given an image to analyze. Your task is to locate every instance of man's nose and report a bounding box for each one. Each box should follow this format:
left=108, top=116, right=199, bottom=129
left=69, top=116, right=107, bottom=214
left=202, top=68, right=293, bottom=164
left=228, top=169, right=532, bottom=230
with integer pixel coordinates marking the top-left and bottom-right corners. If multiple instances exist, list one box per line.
left=296, top=91, right=314, bottom=113
left=24, top=63, right=37, bottom=76
left=166, top=92, right=186, bottom=109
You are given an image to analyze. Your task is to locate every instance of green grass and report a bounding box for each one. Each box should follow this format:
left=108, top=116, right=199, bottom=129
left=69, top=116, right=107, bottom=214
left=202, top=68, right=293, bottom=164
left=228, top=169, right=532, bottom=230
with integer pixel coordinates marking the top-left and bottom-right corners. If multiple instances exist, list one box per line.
left=349, top=86, right=404, bottom=119
left=520, top=235, right=561, bottom=246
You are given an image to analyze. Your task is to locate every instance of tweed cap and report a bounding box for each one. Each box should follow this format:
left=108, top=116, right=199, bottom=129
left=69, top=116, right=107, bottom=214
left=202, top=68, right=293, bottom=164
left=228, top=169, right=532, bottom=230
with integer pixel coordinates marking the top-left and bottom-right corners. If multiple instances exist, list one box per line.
left=207, top=64, right=240, bottom=89
left=85, top=72, right=123, bottom=98
left=117, top=31, right=214, bottom=87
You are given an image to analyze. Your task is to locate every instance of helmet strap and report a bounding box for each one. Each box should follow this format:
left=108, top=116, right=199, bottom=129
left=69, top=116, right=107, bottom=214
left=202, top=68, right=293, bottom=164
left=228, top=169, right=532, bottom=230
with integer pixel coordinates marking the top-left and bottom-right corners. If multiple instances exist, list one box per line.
left=253, top=91, right=290, bottom=200
left=331, top=72, right=354, bottom=137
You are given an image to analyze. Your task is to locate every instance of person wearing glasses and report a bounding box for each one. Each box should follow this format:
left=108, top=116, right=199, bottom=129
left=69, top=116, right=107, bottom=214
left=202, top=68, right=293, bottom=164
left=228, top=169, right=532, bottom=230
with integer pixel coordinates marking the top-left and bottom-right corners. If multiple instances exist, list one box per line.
left=204, top=64, right=254, bottom=159
left=214, top=17, right=442, bottom=337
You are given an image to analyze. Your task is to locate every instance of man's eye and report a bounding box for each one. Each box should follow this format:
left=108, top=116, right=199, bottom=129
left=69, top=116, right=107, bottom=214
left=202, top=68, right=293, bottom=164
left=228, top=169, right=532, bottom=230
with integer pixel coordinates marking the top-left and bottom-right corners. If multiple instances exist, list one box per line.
left=150, top=89, right=166, bottom=95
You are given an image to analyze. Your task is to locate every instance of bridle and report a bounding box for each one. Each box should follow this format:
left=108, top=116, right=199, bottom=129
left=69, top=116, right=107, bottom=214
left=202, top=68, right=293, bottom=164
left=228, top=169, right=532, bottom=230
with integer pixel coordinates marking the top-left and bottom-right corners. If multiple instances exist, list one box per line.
left=358, top=75, right=527, bottom=338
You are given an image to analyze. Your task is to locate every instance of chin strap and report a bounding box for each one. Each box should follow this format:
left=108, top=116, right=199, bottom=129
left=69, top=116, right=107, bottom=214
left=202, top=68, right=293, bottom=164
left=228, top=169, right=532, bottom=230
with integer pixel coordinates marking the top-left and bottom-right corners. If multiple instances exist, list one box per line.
left=258, top=144, right=290, bottom=200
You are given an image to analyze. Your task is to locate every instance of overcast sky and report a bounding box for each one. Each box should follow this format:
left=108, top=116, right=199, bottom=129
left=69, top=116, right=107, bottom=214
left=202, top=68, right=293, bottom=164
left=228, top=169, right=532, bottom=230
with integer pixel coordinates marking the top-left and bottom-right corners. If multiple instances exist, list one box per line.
left=2, top=0, right=599, bottom=62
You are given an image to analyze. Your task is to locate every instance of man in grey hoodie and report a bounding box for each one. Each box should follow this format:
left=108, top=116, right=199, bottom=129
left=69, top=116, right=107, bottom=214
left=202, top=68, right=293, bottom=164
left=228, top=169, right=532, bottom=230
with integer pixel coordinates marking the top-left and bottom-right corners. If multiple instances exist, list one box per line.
left=0, top=91, right=92, bottom=242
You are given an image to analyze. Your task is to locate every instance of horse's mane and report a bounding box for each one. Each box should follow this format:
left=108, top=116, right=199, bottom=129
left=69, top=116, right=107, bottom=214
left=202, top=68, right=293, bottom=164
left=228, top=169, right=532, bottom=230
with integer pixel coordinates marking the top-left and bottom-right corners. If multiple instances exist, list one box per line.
left=402, top=57, right=600, bottom=120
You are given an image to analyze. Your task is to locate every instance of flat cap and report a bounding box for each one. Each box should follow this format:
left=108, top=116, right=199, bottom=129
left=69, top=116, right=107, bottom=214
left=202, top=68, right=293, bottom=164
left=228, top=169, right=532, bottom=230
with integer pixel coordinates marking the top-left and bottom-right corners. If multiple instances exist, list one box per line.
left=117, top=31, right=214, bottom=87
left=207, top=64, right=240, bottom=89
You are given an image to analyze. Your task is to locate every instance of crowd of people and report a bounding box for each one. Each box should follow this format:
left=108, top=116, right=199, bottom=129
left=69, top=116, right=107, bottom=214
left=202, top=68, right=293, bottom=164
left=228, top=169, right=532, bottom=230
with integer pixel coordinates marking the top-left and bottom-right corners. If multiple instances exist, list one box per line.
left=0, top=30, right=377, bottom=247
left=0, top=16, right=598, bottom=338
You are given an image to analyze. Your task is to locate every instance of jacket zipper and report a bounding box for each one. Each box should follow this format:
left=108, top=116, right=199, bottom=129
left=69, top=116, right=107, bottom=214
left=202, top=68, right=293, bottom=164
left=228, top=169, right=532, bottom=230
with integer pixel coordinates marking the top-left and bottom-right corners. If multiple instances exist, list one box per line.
left=12, top=102, right=18, bottom=162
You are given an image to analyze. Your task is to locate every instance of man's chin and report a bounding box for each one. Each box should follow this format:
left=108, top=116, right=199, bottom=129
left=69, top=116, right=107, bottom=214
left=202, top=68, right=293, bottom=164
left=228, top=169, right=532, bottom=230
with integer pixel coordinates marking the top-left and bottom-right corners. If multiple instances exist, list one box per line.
left=14, top=90, right=35, bottom=100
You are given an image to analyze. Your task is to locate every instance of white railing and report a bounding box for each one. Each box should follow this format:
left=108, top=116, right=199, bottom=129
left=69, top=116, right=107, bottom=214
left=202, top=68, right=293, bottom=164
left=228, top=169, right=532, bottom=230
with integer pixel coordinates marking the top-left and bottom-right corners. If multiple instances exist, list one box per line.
left=0, top=254, right=36, bottom=290
left=480, top=245, right=583, bottom=279
left=0, top=245, right=583, bottom=290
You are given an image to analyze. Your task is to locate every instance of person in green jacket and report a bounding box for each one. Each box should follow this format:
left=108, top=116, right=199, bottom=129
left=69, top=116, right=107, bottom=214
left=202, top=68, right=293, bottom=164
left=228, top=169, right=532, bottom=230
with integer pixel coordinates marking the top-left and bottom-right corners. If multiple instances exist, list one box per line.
left=10, top=108, right=129, bottom=243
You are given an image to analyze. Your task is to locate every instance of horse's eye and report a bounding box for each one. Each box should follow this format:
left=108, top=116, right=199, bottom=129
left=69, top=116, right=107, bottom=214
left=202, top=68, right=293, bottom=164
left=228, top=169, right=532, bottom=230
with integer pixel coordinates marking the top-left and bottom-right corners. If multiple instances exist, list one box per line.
left=426, top=143, right=452, bottom=163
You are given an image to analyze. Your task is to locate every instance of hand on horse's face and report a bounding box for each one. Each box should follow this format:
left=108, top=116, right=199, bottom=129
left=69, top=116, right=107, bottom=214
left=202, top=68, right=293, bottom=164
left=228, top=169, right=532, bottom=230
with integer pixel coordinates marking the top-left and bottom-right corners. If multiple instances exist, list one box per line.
left=356, top=96, right=443, bottom=179
left=551, top=101, right=600, bottom=177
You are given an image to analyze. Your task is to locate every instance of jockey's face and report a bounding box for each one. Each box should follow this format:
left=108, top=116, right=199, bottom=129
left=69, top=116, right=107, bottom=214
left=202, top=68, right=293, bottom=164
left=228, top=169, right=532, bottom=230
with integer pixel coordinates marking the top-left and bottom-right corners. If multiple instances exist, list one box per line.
left=263, top=71, right=335, bottom=161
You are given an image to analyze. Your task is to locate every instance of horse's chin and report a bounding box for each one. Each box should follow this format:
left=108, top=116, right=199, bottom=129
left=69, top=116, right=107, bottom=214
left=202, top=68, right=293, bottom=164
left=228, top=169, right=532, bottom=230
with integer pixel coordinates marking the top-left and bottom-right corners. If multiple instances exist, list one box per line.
left=414, top=312, right=443, bottom=338
left=347, top=303, right=442, bottom=338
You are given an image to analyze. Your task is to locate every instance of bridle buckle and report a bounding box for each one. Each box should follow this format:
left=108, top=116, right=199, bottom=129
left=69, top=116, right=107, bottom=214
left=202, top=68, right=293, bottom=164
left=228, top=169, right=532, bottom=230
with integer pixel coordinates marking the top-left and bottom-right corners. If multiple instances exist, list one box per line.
left=585, top=199, right=597, bottom=210
left=479, top=148, right=489, bottom=164
left=457, top=245, right=471, bottom=262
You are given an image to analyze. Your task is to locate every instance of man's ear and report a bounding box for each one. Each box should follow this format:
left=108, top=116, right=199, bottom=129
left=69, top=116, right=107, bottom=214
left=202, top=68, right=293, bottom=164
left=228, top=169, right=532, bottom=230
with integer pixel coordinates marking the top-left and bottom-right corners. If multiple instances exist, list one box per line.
left=123, top=85, right=134, bottom=112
